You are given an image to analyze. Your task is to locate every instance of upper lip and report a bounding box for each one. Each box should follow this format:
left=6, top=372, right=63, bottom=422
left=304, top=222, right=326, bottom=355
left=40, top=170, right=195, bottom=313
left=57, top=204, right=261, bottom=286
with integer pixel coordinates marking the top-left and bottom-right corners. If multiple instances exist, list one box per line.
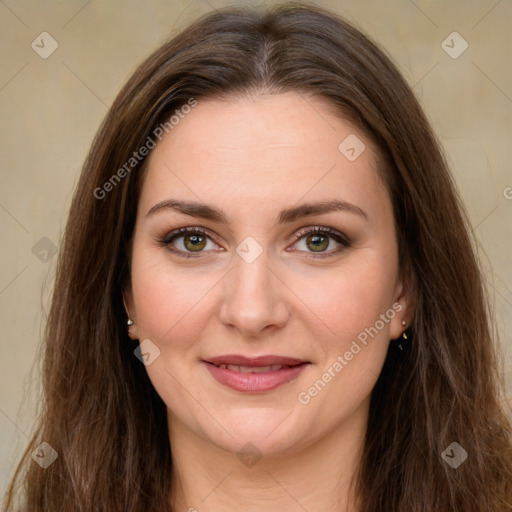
left=203, top=355, right=308, bottom=367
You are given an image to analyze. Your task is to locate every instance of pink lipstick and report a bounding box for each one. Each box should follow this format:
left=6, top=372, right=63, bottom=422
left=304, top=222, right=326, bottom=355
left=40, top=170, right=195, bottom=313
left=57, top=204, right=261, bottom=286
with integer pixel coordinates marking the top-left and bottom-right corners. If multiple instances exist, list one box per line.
left=202, top=354, right=310, bottom=392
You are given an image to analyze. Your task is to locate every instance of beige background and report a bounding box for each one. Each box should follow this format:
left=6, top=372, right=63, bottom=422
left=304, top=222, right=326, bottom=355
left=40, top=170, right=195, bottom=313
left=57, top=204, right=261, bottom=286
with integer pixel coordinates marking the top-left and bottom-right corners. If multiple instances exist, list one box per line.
left=1, top=0, right=511, bottom=496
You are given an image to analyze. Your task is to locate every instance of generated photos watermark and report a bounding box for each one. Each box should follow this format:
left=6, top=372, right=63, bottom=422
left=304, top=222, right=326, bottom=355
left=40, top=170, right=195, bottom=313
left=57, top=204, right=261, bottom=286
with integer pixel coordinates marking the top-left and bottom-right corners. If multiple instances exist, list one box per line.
left=297, top=302, right=403, bottom=405
left=94, top=98, right=197, bottom=200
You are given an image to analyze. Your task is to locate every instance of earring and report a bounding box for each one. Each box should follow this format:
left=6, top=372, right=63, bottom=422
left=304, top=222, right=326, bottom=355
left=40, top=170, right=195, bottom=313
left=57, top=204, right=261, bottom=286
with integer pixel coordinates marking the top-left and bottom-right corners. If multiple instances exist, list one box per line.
left=122, top=297, right=135, bottom=327
left=397, top=320, right=408, bottom=351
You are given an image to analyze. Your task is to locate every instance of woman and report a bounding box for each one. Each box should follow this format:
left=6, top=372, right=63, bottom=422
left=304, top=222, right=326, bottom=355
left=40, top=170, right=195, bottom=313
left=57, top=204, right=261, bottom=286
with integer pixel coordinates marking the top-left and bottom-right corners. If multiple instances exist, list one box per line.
left=4, top=3, right=512, bottom=511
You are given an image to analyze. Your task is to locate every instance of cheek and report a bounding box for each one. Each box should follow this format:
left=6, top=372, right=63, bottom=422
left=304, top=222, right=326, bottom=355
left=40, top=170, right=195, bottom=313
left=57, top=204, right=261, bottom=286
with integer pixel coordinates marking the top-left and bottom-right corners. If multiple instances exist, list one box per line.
left=130, top=245, right=216, bottom=348
left=298, top=255, right=398, bottom=342
left=324, top=261, right=397, bottom=383
left=295, top=254, right=398, bottom=410
left=129, top=249, right=214, bottom=414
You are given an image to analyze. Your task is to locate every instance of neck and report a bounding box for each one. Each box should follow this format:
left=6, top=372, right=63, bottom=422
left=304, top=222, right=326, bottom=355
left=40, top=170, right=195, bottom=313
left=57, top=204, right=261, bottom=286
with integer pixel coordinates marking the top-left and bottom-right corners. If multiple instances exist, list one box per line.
left=168, top=399, right=369, bottom=512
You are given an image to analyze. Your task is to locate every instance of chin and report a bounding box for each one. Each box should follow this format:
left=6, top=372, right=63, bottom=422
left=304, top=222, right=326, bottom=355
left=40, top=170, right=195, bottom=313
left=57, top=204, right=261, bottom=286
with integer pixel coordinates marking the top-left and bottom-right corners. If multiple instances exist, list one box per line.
left=196, top=408, right=315, bottom=458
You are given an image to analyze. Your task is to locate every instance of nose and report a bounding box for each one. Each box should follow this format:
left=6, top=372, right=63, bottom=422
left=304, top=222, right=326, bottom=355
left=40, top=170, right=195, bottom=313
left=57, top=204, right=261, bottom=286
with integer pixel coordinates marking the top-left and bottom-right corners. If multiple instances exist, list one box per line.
left=218, top=249, right=290, bottom=337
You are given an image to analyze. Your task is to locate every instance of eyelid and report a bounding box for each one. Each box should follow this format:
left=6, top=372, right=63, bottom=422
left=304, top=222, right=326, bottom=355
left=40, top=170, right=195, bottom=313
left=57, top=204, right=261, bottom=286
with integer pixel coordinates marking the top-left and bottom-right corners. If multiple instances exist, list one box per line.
left=290, top=226, right=351, bottom=259
left=158, top=226, right=223, bottom=259
left=293, top=226, right=350, bottom=245
left=158, top=225, right=350, bottom=258
left=158, top=226, right=220, bottom=245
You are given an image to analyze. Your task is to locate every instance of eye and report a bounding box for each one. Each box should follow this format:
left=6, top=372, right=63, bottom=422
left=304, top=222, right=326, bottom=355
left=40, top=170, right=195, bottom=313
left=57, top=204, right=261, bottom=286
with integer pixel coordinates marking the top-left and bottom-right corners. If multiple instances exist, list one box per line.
left=159, top=227, right=222, bottom=258
left=158, top=225, right=350, bottom=259
left=291, top=226, right=350, bottom=258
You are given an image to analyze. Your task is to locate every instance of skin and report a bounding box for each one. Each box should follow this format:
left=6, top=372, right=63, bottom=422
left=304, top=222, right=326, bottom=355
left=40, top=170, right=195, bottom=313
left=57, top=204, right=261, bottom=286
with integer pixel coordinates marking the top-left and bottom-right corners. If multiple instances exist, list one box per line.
left=124, top=91, right=413, bottom=512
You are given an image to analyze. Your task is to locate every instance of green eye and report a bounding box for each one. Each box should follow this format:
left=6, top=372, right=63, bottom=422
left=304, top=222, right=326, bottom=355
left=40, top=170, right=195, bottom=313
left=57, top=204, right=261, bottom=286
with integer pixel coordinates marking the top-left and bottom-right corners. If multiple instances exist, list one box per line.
left=293, top=227, right=350, bottom=257
left=182, top=233, right=207, bottom=252
left=159, top=225, right=350, bottom=260
left=304, top=233, right=330, bottom=252
left=160, top=227, right=219, bottom=258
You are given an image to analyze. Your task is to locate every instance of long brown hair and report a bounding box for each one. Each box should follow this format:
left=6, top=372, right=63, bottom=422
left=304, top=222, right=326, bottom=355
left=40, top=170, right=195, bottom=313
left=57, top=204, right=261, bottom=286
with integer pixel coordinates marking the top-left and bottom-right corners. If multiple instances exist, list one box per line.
left=4, top=3, right=512, bottom=511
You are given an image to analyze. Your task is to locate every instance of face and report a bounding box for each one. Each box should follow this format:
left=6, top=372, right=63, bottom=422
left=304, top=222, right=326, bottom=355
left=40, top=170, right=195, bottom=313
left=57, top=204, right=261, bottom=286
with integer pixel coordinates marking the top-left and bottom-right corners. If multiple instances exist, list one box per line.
left=125, top=91, right=411, bottom=456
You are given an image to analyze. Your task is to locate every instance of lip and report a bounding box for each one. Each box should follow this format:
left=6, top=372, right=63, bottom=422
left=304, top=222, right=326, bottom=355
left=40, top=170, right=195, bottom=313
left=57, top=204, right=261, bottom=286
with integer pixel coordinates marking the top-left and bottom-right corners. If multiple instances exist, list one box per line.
left=202, top=354, right=310, bottom=393
left=204, top=354, right=307, bottom=367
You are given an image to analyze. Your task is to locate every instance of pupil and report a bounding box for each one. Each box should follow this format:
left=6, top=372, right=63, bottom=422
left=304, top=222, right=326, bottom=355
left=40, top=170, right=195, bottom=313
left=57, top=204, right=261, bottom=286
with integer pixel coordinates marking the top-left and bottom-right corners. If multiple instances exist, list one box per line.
left=308, top=234, right=328, bottom=252
left=185, top=234, right=205, bottom=251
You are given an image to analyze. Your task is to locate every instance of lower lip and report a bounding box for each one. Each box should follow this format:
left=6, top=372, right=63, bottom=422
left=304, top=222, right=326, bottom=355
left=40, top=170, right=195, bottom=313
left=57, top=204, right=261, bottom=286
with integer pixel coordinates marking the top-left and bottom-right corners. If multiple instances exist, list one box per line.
left=203, top=362, right=309, bottom=393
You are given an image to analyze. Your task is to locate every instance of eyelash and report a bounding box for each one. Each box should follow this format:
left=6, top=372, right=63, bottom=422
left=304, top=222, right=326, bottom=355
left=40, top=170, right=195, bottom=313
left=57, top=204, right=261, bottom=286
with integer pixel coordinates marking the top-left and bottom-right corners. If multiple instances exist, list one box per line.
left=158, top=226, right=351, bottom=259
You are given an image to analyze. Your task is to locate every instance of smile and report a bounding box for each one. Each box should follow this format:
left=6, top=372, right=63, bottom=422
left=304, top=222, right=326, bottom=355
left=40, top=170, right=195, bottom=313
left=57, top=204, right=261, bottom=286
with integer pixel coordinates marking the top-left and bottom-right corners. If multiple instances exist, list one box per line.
left=212, top=363, right=293, bottom=372
left=202, top=355, right=310, bottom=393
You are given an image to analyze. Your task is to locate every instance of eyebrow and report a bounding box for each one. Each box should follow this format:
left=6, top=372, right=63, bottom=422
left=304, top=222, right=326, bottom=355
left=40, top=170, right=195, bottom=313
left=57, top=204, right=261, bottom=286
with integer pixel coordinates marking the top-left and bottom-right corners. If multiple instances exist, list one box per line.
left=146, top=198, right=368, bottom=224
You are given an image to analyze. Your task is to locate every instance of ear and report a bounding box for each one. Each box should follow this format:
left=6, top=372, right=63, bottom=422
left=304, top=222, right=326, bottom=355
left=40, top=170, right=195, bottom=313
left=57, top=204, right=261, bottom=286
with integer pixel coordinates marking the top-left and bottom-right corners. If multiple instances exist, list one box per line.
left=122, top=284, right=139, bottom=340
left=389, top=261, right=415, bottom=340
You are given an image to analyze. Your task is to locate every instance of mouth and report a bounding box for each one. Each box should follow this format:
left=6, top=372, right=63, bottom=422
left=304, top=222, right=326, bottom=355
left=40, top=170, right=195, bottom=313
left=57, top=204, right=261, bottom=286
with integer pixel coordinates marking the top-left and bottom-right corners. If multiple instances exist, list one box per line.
left=202, top=355, right=311, bottom=393
left=208, top=363, right=301, bottom=373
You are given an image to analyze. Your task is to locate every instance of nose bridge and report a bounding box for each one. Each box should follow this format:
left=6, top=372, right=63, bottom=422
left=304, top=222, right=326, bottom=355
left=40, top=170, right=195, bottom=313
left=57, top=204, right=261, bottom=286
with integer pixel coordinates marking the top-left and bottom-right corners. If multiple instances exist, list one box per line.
left=219, top=246, right=289, bottom=335
left=233, top=249, right=272, bottom=299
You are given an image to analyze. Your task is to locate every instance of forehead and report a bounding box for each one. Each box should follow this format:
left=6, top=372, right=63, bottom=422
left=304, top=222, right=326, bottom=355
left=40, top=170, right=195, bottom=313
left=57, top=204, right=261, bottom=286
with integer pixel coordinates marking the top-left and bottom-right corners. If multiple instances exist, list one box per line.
left=139, top=92, right=388, bottom=222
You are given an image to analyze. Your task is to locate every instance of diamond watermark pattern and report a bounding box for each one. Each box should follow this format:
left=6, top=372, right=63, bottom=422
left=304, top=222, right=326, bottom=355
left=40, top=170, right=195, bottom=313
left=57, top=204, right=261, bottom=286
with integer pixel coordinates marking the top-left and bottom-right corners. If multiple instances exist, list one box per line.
left=338, top=134, right=366, bottom=161
left=236, top=236, right=263, bottom=264
left=441, top=442, right=468, bottom=469
left=441, top=32, right=468, bottom=59
left=31, top=32, right=59, bottom=59
left=134, top=338, right=161, bottom=366
left=32, top=237, right=58, bottom=263
left=237, top=442, right=262, bottom=468
left=31, top=442, right=58, bottom=469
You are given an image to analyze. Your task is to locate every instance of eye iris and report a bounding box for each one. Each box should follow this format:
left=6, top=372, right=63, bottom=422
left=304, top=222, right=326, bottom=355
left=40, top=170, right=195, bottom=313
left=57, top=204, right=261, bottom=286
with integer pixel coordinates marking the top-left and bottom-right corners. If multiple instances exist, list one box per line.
left=306, top=233, right=328, bottom=252
left=184, top=233, right=206, bottom=251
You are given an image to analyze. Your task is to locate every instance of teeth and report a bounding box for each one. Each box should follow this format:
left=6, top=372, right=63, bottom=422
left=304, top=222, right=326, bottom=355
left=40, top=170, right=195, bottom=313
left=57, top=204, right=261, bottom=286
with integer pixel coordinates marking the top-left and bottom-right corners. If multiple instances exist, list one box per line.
left=217, top=364, right=286, bottom=372
left=250, top=365, right=281, bottom=373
